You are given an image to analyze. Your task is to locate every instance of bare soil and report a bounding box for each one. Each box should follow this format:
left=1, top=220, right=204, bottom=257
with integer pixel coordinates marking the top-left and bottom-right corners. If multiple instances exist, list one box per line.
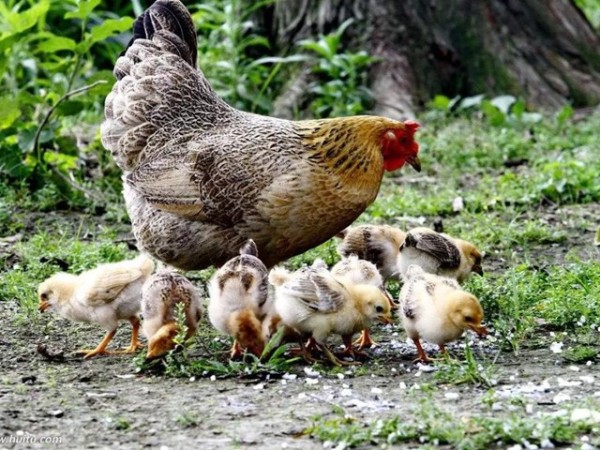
left=1, top=208, right=599, bottom=449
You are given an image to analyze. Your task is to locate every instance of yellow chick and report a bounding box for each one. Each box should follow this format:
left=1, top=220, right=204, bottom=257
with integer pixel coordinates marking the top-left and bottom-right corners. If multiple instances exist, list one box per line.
left=398, top=227, right=483, bottom=282
left=141, top=270, right=203, bottom=360
left=208, top=240, right=270, bottom=358
left=337, top=225, right=406, bottom=281
left=331, top=255, right=393, bottom=351
left=269, top=265, right=392, bottom=366
left=399, top=265, right=487, bottom=362
left=38, top=255, right=155, bottom=359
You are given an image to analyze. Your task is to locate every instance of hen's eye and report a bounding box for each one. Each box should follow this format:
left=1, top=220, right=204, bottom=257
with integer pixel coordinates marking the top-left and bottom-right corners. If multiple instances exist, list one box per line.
left=375, top=305, right=384, bottom=313
left=399, top=137, right=407, bottom=144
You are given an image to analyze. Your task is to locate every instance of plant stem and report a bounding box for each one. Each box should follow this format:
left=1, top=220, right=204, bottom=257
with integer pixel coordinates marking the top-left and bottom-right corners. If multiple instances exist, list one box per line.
left=33, top=80, right=107, bottom=171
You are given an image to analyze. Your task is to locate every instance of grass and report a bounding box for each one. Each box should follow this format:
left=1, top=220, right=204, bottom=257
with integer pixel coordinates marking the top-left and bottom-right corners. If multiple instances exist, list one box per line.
left=306, top=397, right=600, bottom=449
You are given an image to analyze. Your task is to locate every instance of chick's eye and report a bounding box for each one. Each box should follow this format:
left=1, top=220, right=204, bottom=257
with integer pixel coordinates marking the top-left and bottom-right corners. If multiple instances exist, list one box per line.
left=465, top=316, right=473, bottom=322
left=375, top=305, right=384, bottom=313
left=40, top=292, right=48, bottom=300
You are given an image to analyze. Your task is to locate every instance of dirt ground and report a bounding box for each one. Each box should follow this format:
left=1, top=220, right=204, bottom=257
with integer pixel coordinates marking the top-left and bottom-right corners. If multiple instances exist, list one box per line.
left=1, top=302, right=598, bottom=450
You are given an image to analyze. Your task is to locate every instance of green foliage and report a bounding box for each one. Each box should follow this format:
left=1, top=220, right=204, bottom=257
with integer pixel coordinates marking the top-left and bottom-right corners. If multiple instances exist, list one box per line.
left=575, top=0, right=600, bottom=30
left=0, top=0, right=131, bottom=206
left=307, top=400, right=599, bottom=448
left=192, top=0, right=281, bottom=114
left=298, top=19, right=376, bottom=118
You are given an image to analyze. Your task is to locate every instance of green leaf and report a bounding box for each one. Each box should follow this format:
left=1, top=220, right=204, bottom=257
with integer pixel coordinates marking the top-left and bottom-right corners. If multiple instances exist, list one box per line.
left=459, top=94, right=485, bottom=110
left=491, top=95, right=516, bottom=115
left=57, top=100, right=85, bottom=117
left=1, top=1, right=49, bottom=35
left=512, top=99, right=525, bottom=119
left=88, top=17, right=134, bottom=44
left=556, top=104, right=574, bottom=126
left=87, top=70, right=115, bottom=96
left=0, top=97, right=20, bottom=130
left=432, top=95, right=451, bottom=110
left=481, top=100, right=506, bottom=126
left=37, top=36, right=77, bottom=53
left=64, top=0, right=101, bottom=20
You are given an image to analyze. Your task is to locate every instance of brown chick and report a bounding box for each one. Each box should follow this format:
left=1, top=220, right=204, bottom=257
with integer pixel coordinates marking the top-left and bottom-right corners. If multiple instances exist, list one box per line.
left=141, top=270, right=203, bottom=360
left=38, top=255, right=155, bottom=358
left=399, top=265, right=487, bottom=362
left=398, top=227, right=483, bottom=282
left=331, top=255, right=393, bottom=351
left=208, top=240, right=270, bottom=358
left=337, top=225, right=406, bottom=281
left=102, top=0, right=420, bottom=272
left=270, top=265, right=392, bottom=366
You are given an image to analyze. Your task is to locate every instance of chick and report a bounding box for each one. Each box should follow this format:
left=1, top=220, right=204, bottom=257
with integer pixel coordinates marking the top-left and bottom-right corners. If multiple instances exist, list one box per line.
left=208, top=240, right=270, bottom=358
left=337, top=225, right=406, bottom=281
left=331, top=255, right=392, bottom=351
left=38, top=255, right=155, bottom=359
left=141, top=270, right=203, bottom=359
left=399, top=265, right=487, bottom=362
left=270, top=265, right=392, bottom=366
left=398, top=227, right=483, bottom=282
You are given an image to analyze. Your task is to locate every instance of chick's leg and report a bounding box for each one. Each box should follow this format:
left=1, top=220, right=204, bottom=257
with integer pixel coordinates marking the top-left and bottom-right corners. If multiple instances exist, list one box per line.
left=322, top=345, right=361, bottom=367
left=77, top=329, right=117, bottom=359
left=116, top=317, right=144, bottom=354
left=353, top=329, right=378, bottom=350
left=230, top=340, right=243, bottom=359
left=412, top=337, right=431, bottom=364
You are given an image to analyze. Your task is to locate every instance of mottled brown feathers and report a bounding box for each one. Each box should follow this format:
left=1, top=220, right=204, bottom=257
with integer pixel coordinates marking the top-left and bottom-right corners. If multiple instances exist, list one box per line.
left=103, top=0, right=416, bottom=271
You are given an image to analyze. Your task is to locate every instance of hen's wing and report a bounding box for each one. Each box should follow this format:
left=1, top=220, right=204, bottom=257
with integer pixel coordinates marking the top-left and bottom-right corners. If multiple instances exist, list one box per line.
left=101, top=0, right=233, bottom=174
left=404, top=231, right=461, bottom=269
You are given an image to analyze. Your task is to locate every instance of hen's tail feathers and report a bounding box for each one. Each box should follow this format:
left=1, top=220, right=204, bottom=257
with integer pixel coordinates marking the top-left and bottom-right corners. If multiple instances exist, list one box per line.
left=121, top=0, right=197, bottom=71
left=102, top=0, right=232, bottom=172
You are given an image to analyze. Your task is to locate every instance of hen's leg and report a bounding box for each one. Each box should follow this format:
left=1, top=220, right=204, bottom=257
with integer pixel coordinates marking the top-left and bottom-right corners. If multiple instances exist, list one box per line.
left=77, top=330, right=117, bottom=359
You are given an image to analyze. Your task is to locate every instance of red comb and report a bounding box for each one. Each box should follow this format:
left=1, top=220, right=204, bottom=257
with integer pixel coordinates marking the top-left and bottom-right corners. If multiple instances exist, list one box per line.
left=403, top=120, right=420, bottom=132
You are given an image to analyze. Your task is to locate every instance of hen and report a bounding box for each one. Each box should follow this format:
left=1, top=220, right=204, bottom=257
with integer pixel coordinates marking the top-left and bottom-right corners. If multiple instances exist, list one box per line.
left=101, top=0, right=421, bottom=270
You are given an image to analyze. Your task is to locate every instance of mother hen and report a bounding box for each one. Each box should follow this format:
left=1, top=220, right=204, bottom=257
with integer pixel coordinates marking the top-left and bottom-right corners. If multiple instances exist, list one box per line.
left=101, top=0, right=421, bottom=270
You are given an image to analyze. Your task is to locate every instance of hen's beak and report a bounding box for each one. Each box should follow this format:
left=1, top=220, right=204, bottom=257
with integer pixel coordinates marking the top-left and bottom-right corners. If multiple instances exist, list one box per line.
left=407, top=155, right=421, bottom=172
left=38, top=301, right=51, bottom=313
left=473, top=264, right=483, bottom=276
left=469, top=324, right=488, bottom=337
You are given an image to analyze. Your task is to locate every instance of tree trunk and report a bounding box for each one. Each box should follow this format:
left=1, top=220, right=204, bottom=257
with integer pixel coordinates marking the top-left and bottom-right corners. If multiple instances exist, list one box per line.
left=268, top=0, right=600, bottom=119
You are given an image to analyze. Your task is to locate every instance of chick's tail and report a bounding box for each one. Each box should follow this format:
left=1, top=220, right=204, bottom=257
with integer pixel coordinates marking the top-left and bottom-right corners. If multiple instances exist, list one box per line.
left=268, top=267, right=292, bottom=287
left=101, top=0, right=232, bottom=172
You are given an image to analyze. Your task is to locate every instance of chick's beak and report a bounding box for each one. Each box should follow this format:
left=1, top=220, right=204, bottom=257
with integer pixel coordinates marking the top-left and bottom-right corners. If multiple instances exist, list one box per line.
left=407, top=154, right=421, bottom=172
left=469, top=324, right=488, bottom=337
left=38, top=300, right=50, bottom=313
left=379, top=314, right=393, bottom=325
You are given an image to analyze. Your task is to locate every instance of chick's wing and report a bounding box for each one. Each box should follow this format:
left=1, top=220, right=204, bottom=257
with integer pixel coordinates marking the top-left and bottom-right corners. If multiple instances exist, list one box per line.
left=82, top=266, right=147, bottom=305
left=412, top=233, right=461, bottom=269
left=283, top=271, right=346, bottom=313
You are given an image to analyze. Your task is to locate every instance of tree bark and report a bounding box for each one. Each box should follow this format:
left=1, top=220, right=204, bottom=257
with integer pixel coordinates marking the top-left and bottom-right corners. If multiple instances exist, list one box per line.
left=268, top=0, right=600, bottom=119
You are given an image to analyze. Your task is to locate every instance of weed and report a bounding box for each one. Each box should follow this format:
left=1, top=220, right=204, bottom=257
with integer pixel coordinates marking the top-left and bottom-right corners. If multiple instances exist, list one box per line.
left=175, top=412, right=199, bottom=428
left=434, top=338, right=498, bottom=388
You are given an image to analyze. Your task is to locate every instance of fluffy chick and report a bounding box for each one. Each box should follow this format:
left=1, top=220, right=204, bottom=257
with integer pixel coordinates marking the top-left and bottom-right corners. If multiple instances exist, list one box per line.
left=337, top=225, right=406, bottom=280
left=270, top=265, right=392, bottom=366
left=331, top=255, right=392, bottom=351
left=38, top=255, right=155, bottom=358
left=141, top=270, right=203, bottom=360
left=208, top=240, right=270, bottom=358
left=398, top=227, right=483, bottom=282
left=399, top=265, right=487, bottom=362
